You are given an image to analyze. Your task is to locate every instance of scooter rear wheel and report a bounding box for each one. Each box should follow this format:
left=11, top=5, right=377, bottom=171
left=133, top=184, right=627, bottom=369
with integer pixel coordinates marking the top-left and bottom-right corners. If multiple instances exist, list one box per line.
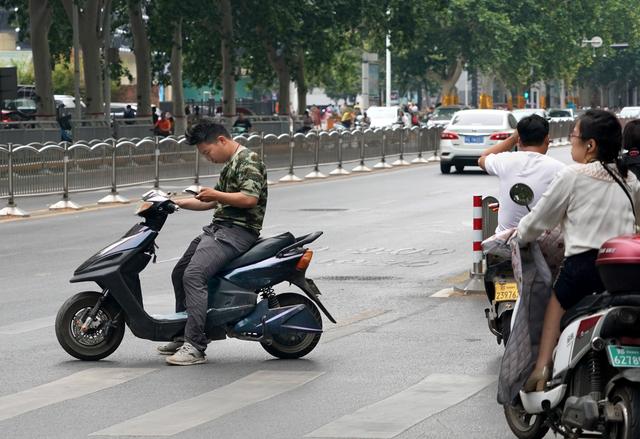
left=260, top=293, right=322, bottom=359
left=55, top=291, right=125, bottom=361
left=608, top=385, right=640, bottom=439
left=504, top=397, right=549, bottom=439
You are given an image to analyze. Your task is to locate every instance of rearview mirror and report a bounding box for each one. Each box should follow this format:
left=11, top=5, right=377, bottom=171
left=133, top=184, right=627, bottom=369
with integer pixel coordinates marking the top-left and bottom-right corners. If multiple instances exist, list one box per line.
left=510, top=183, right=534, bottom=210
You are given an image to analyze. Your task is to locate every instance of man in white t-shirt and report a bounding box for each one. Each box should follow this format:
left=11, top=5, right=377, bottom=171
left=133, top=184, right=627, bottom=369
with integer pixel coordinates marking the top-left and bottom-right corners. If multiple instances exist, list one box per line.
left=478, top=114, right=565, bottom=232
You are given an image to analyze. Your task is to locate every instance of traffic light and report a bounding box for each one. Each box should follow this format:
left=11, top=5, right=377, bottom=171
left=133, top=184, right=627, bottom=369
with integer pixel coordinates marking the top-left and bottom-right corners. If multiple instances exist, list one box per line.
left=524, top=91, right=530, bottom=100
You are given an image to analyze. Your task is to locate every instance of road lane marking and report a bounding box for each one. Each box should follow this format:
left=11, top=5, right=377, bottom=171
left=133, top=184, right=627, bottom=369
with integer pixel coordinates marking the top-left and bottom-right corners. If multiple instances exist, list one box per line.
left=430, top=288, right=454, bottom=298
left=155, top=256, right=181, bottom=264
left=322, top=309, right=389, bottom=343
left=90, top=370, right=324, bottom=436
left=0, top=294, right=177, bottom=336
left=305, top=373, right=495, bottom=438
left=0, top=368, right=155, bottom=422
left=0, top=316, right=54, bottom=335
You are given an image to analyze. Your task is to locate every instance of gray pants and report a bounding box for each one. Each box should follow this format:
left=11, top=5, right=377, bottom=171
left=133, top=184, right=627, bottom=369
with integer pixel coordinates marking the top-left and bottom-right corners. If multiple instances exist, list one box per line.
left=172, top=222, right=258, bottom=352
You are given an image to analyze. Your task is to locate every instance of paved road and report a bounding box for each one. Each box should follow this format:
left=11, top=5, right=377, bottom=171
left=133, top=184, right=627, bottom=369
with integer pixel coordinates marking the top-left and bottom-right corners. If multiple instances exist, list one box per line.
left=0, top=147, right=573, bottom=439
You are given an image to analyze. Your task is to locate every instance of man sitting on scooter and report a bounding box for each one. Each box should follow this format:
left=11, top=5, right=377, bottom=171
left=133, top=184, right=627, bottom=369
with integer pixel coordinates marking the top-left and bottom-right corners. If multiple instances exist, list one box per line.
left=160, top=119, right=268, bottom=365
left=478, top=115, right=565, bottom=232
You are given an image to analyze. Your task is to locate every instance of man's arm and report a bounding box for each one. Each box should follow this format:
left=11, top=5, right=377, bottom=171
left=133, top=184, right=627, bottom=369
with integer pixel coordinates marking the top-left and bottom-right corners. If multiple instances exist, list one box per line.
left=175, top=197, right=217, bottom=211
left=195, top=187, right=258, bottom=208
left=478, top=132, right=519, bottom=170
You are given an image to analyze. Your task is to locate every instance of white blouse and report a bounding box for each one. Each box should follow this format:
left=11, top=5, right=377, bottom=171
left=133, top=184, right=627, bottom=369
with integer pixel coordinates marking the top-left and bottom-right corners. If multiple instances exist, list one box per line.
left=517, top=162, right=640, bottom=257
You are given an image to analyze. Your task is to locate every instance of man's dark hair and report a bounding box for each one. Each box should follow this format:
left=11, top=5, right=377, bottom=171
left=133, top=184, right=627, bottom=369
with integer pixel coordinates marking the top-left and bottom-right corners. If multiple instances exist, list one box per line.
left=186, top=118, right=231, bottom=145
left=517, top=114, right=549, bottom=146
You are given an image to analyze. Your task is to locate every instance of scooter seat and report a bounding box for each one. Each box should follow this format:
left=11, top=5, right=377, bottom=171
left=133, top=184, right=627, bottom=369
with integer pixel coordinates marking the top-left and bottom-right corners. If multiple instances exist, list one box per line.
left=560, top=292, right=640, bottom=330
left=224, top=232, right=295, bottom=272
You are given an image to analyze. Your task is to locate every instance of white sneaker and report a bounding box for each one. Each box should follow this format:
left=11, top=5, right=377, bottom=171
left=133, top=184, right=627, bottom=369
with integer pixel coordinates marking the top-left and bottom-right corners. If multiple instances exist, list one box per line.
left=165, top=342, right=206, bottom=366
left=157, top=340, right=184, bottom=355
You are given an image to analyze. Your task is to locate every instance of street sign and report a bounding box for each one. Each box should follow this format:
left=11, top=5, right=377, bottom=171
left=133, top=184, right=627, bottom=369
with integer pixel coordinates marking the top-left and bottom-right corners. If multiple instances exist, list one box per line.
left=591, top=36, right=603, bottom=48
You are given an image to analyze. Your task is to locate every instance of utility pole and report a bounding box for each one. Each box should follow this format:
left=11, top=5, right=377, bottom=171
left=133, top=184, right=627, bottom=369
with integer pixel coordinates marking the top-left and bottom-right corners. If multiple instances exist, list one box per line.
left=72, top=3, right=81, bottom=123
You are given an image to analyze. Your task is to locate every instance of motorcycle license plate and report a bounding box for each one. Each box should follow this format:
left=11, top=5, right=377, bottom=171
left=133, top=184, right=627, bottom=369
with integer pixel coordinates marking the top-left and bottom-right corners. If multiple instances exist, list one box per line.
left=607, top=346, right=640, bottom=368
left=494, top=282, right=519, bottom=301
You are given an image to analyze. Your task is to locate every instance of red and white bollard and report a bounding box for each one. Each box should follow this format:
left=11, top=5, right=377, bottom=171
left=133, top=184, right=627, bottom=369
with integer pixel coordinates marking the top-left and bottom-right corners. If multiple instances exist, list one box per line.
left=456, top=195, right=486, bottom=294
left=472, top=195, right=484, bottom=275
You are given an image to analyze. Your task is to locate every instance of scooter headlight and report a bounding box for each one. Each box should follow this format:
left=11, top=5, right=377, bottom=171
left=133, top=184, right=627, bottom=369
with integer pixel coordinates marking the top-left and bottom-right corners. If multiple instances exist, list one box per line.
left=135, top=201, right=153, bottom=215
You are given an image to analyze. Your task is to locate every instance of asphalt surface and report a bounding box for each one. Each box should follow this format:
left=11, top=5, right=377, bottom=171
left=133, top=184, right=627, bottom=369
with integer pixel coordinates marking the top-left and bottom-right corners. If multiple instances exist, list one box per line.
left=0, top=146, right=573, bottom=439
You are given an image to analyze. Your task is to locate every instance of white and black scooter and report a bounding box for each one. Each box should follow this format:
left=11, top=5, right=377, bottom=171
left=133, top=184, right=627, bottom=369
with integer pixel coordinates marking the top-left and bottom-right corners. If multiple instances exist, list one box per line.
left=504, top=184, right=640, bottom=439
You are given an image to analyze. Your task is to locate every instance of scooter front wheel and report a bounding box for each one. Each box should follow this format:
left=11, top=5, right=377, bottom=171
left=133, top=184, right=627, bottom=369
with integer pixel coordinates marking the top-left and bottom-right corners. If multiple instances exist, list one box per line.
left=55, top=291, right=125, bottom=361
left=261, top=293, right=322, bottom=359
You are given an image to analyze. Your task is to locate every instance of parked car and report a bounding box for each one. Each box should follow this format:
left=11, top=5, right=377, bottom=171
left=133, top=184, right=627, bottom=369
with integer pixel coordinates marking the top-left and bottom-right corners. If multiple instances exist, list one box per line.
left=1, top=97, right=37, bottom=122
left=511, top=108, right=549, bottom=121
left=110, top=102, right=138, bottom=118
left=439, top=109, right=517, bottom=174
left=366, top=105, right=404, bottom=128
left=54, top=94, right=86, bottom=111
left=619, top=106, right=640, bottom=119
left=17, top=84, right=36, bottom=100
left=426, top=105, right=465, bottom=128
left=548, top=108, right=575, bottom=121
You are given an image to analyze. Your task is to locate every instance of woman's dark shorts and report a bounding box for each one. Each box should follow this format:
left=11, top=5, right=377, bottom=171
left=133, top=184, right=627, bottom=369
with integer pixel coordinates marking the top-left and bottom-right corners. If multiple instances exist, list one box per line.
left=554, top=249, right=606, bottom=310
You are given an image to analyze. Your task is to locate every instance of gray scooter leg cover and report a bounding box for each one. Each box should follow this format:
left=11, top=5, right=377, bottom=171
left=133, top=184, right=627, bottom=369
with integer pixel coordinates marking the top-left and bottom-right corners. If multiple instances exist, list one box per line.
left=497, top=241, right=554, bottom=405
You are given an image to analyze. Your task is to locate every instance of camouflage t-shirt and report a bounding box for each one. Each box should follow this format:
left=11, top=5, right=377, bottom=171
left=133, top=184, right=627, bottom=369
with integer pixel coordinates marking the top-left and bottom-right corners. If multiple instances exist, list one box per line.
left=213, top=147, right=267, bottom=233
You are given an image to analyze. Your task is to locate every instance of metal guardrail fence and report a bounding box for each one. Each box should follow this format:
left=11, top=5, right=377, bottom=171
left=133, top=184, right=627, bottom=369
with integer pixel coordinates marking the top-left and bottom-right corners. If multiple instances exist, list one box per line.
left=0, top=119, right=581, bottom=216
left=0, top=126, right=442, bottom=216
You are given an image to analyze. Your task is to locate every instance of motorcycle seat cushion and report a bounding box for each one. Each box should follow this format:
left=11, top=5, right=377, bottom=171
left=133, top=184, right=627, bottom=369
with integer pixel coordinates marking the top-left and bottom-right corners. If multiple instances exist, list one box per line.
left=560, top=292, right=640, bottom=330
left=224, top=232, right=295, bottom=272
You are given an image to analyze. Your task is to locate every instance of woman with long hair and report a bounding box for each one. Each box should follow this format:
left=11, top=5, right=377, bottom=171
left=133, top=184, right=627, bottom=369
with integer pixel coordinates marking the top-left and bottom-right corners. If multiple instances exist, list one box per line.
left=516, top=109, right=640, bottom=391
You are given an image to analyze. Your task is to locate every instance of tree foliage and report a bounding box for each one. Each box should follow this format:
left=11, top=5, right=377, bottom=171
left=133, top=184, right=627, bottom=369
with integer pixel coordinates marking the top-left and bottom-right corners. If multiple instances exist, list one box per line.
left=4, top=0, right=640, bottom=115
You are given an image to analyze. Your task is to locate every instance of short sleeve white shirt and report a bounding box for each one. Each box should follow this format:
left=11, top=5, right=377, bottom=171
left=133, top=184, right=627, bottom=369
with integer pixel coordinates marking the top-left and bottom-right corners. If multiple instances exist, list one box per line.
left=484, top=151, right=565, bottom=232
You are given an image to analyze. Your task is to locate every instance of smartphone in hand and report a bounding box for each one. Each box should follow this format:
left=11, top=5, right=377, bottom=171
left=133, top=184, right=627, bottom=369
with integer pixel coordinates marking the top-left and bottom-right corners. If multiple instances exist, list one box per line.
left=184, top=189, right=199, bottom=196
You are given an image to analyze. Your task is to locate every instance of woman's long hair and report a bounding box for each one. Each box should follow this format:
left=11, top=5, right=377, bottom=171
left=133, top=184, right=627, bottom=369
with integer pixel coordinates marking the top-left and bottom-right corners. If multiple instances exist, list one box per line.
left=577, top=109, right=627, bottom=178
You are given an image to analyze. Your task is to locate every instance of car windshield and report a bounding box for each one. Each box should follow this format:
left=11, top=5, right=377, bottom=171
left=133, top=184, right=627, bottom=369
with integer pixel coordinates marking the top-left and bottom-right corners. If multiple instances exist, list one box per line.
left=3, top=98, right=36, bottom=110
left=432, top=108, right=459, bottom=120
left=549, top=110, right=572, bottom=118
left=451, top=112, right=503, bottom=126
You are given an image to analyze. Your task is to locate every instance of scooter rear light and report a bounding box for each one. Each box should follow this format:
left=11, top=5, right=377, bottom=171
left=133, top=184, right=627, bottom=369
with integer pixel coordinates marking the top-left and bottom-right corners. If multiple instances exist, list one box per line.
left=440, top=131, right=459, bottom=140
left=577, top=315, right=602, bottom=338
left=296, top=250, right=313, bottom=271
left=490, top=132, right=511, bottom=141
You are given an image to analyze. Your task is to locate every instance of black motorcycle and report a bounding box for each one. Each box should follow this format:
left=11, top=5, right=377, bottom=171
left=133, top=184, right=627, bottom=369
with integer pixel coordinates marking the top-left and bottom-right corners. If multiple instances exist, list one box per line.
left=55, top=190, right=335, bottom=361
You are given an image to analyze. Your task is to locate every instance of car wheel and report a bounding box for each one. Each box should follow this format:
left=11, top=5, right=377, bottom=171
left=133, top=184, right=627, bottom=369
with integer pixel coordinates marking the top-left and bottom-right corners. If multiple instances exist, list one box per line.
left=440, top=163, right=452, bottom=174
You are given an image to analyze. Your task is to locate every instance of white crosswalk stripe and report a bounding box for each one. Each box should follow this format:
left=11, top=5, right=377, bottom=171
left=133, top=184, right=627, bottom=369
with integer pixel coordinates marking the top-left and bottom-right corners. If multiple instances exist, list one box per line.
left=0, top=367, right=155, bottom=422
left=0, top=295, right=174, bottom=336
left=306, top=373, right=495, bottom=438
left=90, top=370, right=324, bottom=437
left=0, top=316, right=54, bottom=335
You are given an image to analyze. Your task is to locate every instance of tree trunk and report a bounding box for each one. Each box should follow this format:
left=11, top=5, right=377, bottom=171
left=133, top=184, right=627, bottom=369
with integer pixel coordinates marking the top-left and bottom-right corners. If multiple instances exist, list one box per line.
left=295, top=48, right=306, bottom=113
left=219, top=0, right=235, bottom=117
left=128, top=0, right=152, bottom=118
left=102, top=0, right=112, bottom=123
left=28, top=0, right=55, bottom=119
left=62, top=0, right=105, bottom=118
left=170, top=18, right=186, bottom=135
left=258, top=26, right=290, bottom=115
left=439, top=58, right=463, bottom=102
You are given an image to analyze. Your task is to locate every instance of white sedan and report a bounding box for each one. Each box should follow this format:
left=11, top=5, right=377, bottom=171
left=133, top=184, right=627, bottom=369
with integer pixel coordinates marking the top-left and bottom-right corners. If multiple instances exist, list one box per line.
left=439, top=109, right=517, bottom=174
